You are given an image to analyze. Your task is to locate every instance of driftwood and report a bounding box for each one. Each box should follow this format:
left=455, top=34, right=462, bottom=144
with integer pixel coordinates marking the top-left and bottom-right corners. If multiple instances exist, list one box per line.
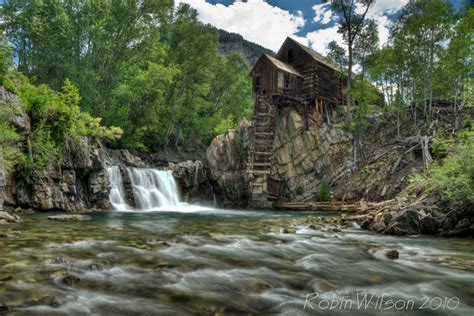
left=275, top=199, right=401, bottom=213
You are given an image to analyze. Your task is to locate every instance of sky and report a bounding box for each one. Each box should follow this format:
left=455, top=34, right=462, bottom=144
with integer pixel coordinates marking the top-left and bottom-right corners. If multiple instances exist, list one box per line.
left=175, top=0, right=464, bottom=54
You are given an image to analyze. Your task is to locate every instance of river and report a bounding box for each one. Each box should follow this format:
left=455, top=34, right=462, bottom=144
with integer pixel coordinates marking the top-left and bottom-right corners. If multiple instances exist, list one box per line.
left=0, top=168, right=473, bottom=315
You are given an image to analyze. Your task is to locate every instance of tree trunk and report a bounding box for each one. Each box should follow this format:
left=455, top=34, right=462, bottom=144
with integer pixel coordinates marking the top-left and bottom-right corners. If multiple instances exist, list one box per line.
left=347, top=41, right=353, bottom=123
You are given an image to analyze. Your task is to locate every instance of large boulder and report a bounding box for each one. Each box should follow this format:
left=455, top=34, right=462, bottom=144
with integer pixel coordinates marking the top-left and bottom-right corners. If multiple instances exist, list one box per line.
left=206, top=120, right=251, bottom=207
left=169, top=160, right=215, bottom=204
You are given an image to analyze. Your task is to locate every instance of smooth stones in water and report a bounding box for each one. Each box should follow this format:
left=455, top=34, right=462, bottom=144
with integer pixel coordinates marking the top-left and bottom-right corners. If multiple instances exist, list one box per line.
left=47, top=214, right=92, bottom=222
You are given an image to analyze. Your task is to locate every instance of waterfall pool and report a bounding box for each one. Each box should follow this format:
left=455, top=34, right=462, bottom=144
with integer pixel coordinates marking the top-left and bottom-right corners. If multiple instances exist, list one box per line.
left=1, top=210, right=473, bottom=315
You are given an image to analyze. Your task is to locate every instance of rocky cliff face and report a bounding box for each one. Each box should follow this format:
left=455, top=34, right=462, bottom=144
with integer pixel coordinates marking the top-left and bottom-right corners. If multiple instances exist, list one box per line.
left=272, top=108, right=353, bottom=201
left=206, top=120, right=252, bottom=207
left=206, top=110, right=354, bottom=206
left=11, top=139, right=112, bottom=212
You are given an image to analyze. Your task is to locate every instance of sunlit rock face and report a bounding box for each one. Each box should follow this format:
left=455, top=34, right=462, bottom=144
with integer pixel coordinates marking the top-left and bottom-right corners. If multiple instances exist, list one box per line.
left=206, top=120, right=252, bottom=207
left=14, top=141, right=112, bottom=212
left=206, top=110, right=354, bottom=206
left=272, top=108, right=353, bottom=201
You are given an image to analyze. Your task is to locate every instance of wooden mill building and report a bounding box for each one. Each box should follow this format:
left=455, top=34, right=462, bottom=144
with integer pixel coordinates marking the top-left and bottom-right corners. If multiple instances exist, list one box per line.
left=247, top=37, right=347, bottom=208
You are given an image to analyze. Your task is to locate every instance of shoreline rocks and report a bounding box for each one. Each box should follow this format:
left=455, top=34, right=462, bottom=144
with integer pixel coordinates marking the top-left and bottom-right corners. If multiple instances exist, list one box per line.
left=0, top=211, right=21, bottom=223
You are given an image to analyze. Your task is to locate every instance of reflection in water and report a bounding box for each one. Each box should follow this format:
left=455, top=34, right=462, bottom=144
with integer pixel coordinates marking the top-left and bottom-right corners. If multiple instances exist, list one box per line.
left=0, top=211, right=473, bottom=315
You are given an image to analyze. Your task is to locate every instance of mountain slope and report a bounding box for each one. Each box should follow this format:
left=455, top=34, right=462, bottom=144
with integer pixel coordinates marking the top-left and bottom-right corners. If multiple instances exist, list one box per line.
left=217, top=29, right=273, bottom=66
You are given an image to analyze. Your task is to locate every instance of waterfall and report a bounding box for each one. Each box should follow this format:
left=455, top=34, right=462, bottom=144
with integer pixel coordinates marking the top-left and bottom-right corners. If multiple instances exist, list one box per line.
left=127, top=168, right=180, bottom=210
left=106, top=166, right=181, bottom=211
left=106, top=166, right=129, bottom=211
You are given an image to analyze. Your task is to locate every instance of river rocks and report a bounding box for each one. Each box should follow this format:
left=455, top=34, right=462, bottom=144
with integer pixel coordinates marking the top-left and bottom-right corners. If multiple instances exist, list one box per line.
left=47, top=214, right=92, bottom=221
left=385, top=249, right=399, bottom=260
left=61, top=274, right=81, bottom=287
left=30, top=295, right=61, bottom=308
left=0, top=211, right=21, bottom=223
left=207, top=120, right=251, bottom=207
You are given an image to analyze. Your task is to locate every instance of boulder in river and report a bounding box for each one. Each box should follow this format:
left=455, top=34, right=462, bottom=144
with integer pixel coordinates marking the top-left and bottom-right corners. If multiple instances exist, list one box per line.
left=385, top=249, right=399, bottom=260
left=0, top=211, right=21, bottom=223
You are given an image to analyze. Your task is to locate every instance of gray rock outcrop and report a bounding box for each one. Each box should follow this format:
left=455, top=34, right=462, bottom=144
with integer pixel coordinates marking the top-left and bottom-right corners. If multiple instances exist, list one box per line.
left=206, top=120, right=252, bottom=207
left=272, top=108, right=353, bottom=201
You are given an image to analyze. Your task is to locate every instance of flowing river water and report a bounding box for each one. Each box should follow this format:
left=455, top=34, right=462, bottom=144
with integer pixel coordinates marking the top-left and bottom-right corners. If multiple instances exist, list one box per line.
left=0, top=168, right=473, bottom=315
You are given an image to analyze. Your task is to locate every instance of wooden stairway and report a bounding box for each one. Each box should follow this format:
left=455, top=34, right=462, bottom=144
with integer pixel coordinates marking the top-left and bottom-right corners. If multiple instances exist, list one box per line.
left=247, top=96, right=277, bottom=208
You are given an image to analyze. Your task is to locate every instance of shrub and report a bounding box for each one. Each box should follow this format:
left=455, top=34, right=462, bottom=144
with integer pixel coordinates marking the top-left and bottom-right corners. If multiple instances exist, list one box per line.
left=425, top=130, right=474, bottom=209
left=317, top=180, right=332, bottom=202
left=432, top=129, right=454, bottom=159
left=213, top=115, right=235, bottom=135
left=0, top=104, right=22, bottom=170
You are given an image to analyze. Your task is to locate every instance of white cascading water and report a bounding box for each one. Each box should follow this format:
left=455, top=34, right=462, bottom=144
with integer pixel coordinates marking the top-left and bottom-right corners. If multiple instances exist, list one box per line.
left=107, top=166, right=187, bottom=211
left=106, top=166, right=130, bottom=211
left=127, top=168, right=180, bottom=210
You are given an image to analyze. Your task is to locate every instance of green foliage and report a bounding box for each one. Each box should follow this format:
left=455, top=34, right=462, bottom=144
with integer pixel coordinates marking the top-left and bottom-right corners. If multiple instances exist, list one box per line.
left=17, top=125, right=61, bottom=183
left=361, top=165, right=372, bottom=181
left=317, top=180, right=332, bottom=202
left=432, top=129, right=454, bottom=159
left=464, top=116, right=473, bottom=130
left=0, top=43, right=122, bottom=180
left=213, top=116, right=235, bottom=135
left=425, top=130, right=474, bottom=209
left=1, top=1, right=253, bottom=150
left=0, top=39, right=13, bottom=84
left=0, top=103, right=22, bottom=170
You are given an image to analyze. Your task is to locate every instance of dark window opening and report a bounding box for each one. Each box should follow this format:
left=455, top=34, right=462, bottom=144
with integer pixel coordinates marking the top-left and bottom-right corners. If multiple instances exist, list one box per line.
left=254, top=75, right=261, bottom=93
left=288, top=48, right=294, bottom=63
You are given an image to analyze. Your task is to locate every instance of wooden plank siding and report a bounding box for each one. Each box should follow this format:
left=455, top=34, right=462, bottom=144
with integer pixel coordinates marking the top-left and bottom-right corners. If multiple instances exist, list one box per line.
left=250, top=54, right=303, bottom=98
left=276, top=37, right=346, bottom=108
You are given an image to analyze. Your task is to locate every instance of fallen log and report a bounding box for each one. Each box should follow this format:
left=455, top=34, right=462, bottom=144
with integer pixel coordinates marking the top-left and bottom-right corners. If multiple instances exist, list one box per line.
left=275, top=199, right=400, bottom=213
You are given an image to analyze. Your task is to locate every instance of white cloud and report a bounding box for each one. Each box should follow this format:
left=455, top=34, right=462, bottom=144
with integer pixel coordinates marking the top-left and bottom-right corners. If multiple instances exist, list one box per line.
left=308, top=0, right=409, bottom=55
left=313, top=3, right=333, bottom=25
left=175, top=0, right=306, bottom=51
left=306, top=26, right=345, bottom=55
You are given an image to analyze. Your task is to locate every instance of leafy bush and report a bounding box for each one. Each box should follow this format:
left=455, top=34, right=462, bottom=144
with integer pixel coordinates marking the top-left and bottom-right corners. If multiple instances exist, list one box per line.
left=317, top=180, right=332, bottom=202
left=432, top=129, right=454, bottom=159
left=17, top=125, right=61, bottom=183
left=213, top=115, right=235, bottom=135
left=0, top=104, right=22, bottom=170
left=425, top=130, right=474, bottom=209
